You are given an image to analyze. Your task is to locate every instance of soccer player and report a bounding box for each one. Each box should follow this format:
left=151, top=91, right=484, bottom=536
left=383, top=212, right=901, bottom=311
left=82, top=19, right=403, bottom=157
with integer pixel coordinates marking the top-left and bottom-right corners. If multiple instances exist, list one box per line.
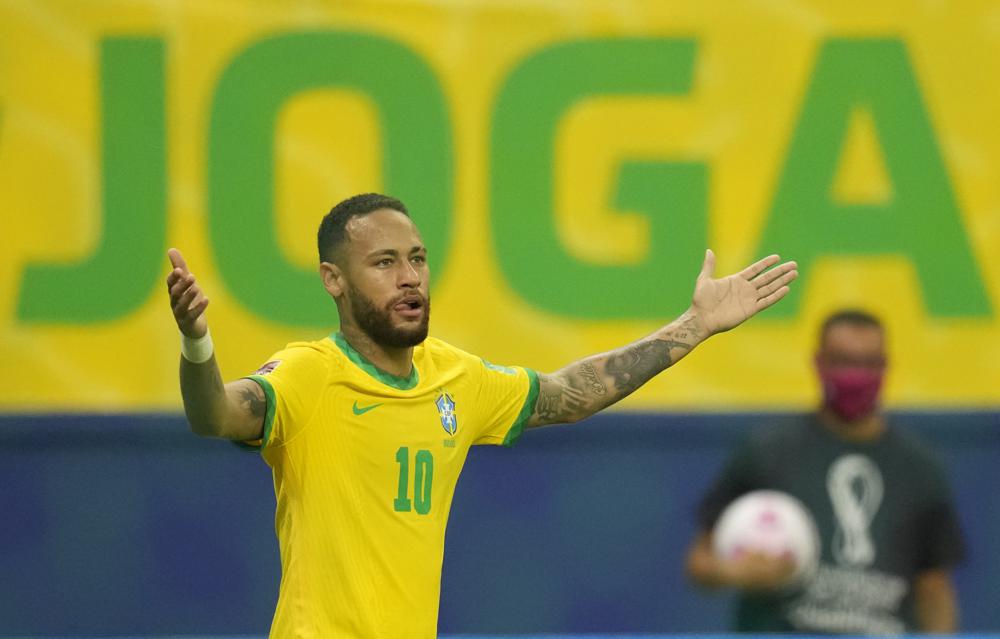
left=166, top=193, right=797, bottom=637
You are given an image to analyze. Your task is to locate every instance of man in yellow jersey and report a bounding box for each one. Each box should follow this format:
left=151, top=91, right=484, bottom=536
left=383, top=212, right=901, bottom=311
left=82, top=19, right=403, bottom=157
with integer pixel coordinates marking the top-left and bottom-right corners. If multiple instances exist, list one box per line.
left=165, top=193, right=797, bottom=638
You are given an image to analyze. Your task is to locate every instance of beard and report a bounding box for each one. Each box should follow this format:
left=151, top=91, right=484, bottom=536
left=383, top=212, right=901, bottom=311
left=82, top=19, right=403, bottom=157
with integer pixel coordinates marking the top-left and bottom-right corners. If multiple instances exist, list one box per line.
left=347, top=286, right=430, bottom=349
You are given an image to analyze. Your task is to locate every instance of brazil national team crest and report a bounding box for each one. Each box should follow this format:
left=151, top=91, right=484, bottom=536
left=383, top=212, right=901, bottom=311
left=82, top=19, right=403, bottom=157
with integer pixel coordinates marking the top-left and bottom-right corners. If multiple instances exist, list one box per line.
left=436, top=392, right=458, bottom=436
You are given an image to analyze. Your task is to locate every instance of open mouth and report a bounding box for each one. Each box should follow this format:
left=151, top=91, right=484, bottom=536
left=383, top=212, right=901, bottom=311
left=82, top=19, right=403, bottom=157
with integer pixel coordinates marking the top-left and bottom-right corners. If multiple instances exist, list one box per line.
left=393, top=297, right=424, bottom=318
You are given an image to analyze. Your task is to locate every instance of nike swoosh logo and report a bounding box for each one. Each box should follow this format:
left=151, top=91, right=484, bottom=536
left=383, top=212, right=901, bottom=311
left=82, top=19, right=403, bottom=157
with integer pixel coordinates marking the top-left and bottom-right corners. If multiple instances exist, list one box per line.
left=352, top=401, right=383, bottom=415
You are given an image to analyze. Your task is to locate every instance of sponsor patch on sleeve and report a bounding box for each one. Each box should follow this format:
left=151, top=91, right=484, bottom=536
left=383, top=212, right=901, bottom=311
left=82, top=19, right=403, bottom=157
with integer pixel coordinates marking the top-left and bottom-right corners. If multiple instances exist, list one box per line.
left=253, top=360, right=282, bottom=375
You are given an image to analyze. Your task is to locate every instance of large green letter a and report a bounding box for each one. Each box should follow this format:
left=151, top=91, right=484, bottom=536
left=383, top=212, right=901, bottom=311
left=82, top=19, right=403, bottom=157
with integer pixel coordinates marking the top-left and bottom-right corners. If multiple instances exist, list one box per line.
left=757, top=39, right=990, bottom=318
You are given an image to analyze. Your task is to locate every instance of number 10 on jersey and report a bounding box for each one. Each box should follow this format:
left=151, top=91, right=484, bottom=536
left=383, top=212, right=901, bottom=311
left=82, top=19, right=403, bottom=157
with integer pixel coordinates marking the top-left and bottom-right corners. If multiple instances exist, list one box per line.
left=394, top=447, right=434, bottom=515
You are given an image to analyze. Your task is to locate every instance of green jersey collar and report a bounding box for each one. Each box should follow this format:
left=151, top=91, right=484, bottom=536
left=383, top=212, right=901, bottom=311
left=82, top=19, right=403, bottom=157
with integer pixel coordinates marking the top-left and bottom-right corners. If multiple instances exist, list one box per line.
left=331, top=332, right=420, bottom=391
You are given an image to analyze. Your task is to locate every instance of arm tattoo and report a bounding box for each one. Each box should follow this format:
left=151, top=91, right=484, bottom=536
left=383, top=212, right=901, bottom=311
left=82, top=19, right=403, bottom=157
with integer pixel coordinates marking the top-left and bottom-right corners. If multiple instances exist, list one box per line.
left=534, top=389, right=563, bottom=422
left=668, top=313, right=703, bottom=343
left=578, top=362, right=607, bottom=396
left=239, top=385, right=266, bottom=418
left=530, top=324, right=697, bottom=426
left=605, top=339, right=690, bottom=393
left=534, top=375, right=589, bottom=424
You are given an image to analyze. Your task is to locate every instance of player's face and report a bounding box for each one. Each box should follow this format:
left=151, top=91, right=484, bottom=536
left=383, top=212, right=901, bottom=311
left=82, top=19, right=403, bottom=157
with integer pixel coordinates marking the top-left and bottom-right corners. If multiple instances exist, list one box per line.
left=340, top=209, right=430, bottom=348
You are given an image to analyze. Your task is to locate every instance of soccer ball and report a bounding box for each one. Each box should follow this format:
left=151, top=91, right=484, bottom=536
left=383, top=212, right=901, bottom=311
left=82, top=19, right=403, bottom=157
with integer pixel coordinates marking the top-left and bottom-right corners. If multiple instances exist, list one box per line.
left=712, top=490, right=820, bottom=583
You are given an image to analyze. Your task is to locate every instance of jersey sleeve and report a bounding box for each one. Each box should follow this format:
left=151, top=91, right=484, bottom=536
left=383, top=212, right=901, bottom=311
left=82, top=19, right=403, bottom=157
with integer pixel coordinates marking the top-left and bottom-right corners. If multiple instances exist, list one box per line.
left=470, top=359, right=539, bottom=447
left=239, top=344, right=329, bottom=450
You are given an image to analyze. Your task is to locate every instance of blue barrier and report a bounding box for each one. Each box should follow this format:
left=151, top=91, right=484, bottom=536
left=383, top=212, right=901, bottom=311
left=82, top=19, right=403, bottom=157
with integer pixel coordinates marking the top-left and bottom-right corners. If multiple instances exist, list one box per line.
left=0, top=411, right=997, bottom=635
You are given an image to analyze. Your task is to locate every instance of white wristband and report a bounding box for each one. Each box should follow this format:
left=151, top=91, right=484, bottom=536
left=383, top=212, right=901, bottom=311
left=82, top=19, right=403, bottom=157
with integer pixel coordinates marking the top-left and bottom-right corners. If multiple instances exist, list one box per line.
left=180, top=329, right=214, bottom=364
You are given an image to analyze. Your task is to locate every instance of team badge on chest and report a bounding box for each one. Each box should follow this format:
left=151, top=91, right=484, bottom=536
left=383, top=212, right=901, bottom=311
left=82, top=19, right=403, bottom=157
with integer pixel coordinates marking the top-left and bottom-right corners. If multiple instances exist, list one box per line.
left=435, top=392, right=458, bottom=436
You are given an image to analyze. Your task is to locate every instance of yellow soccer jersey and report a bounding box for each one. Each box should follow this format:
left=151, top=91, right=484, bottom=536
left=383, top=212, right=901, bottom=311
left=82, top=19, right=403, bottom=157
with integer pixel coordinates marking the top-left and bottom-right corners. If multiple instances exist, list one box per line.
left=243, top=333, right=538, bottom=638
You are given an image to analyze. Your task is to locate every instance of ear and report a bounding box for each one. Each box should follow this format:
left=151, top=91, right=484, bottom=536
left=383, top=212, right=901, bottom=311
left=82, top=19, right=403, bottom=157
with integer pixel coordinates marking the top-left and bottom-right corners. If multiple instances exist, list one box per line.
left=320, top=261, right=345, bottom=299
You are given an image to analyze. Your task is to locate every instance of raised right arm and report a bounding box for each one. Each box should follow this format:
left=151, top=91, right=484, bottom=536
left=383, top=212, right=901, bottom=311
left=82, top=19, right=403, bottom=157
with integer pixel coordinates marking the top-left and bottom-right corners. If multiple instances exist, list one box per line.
left=167, top=248, right=264, bottom=441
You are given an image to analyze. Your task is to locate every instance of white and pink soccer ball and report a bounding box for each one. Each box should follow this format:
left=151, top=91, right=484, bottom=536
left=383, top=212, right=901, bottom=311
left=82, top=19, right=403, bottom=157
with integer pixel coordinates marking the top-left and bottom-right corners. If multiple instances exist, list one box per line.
left=712, top=490, right=820, bottom=583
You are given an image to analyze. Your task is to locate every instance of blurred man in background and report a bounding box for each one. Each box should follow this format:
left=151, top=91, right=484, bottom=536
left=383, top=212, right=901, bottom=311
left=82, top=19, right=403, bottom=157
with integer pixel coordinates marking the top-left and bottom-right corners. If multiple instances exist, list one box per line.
left=685, top=309, right=965, bottom=633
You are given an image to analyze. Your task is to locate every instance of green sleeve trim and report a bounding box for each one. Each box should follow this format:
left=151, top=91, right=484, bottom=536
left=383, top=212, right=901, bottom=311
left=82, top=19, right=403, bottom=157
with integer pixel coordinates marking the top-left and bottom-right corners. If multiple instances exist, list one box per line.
left=236, top=374, right=276, bottom=451
left=502, top=368, right=539, bottom=448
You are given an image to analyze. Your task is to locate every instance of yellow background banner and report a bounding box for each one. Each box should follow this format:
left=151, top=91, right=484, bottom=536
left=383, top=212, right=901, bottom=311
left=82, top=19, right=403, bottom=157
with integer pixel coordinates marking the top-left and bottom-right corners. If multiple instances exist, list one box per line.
left=1, top=1, right=998, bottom=411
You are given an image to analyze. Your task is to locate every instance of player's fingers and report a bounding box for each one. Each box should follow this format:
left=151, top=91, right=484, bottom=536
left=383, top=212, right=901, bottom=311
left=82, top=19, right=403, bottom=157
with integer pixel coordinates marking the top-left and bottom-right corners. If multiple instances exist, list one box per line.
left=170, top=271, right=199, bottom=297
left=755, top=285, right=791, bottom=312
left=167, top=248, right=189, bottom=273
left=755, top=267, right=798, bottom=298
left=166, top=267, right=195, bottom=290
left=186, top=288, right=209, bottom=312
left=172, top=287, right=199, bottom=320
left=169, top=274, right=195, bottom=302
left=739, top=254, right=780, bottom=280
left=175, top=285, right=200, bottom=313
left=751, top=261, right=797, bottom=289
left=166, top=269, right=188, bottom=290
left=187, top=295, right=210, bottom=319
left=755, top=276, right=790, bottom=304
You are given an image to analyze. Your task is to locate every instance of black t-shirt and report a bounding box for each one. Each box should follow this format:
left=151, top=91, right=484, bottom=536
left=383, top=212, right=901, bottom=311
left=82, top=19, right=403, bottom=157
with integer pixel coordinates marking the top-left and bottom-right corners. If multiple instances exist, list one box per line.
left=698, top=414, right=965, bottom=634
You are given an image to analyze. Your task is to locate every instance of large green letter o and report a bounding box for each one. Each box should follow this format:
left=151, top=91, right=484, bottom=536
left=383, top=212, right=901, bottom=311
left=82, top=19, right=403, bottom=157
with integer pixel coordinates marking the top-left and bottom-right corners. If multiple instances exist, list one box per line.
left=209, top=32, right=452, bottom=326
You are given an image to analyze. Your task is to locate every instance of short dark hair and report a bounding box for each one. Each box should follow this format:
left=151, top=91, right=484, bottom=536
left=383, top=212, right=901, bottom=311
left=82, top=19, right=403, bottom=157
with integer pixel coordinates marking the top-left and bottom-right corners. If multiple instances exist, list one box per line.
left=820, top=308, right=883, bottom=344
left=317, top=193, right=409, bottom=263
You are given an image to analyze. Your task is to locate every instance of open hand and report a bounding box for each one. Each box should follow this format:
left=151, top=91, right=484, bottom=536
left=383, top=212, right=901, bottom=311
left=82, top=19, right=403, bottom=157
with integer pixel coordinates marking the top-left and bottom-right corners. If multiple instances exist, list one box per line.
left=691, top=249, right=797, bottom=335
left=166, top=248, right=209, bottom=338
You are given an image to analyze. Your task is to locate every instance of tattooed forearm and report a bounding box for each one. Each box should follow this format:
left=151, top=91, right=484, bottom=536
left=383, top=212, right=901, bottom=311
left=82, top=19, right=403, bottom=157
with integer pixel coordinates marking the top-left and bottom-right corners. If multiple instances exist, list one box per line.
left=528, top=313, right=705, bottom=428
left=534, top=374, right=589, bottom=424
left=577, top=362, right=607, bottom=395
left=239, top=385, right=266, bottom=418
left=178, top=351, right=267, bottom=441
left=179, top=352, right=226, bottom=433
left=534, top=389, right=563, bottom=422
left=670, top=312, right=704, bottom=343
left=530, top=338, right=688, bottom=426
left=606, top=339, right=690, bottom=393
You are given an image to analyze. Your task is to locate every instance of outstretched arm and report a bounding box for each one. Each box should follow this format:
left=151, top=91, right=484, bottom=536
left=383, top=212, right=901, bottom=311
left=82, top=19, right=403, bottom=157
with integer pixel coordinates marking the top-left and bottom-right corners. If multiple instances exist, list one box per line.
left=526, top=250, right=797, bottom=427
left=166, top=248, right=265, bottom=441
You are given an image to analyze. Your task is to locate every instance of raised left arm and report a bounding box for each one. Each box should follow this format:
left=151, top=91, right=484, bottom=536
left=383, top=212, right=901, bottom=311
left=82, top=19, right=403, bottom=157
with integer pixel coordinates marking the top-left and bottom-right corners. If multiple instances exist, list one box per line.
left=527, top=250, right=796, bottom=427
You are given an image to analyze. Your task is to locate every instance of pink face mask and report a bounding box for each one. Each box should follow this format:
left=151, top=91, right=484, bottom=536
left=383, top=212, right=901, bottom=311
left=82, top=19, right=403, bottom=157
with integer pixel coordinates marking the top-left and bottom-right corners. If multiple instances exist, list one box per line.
left=817, top=366, right=884, bottom=421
